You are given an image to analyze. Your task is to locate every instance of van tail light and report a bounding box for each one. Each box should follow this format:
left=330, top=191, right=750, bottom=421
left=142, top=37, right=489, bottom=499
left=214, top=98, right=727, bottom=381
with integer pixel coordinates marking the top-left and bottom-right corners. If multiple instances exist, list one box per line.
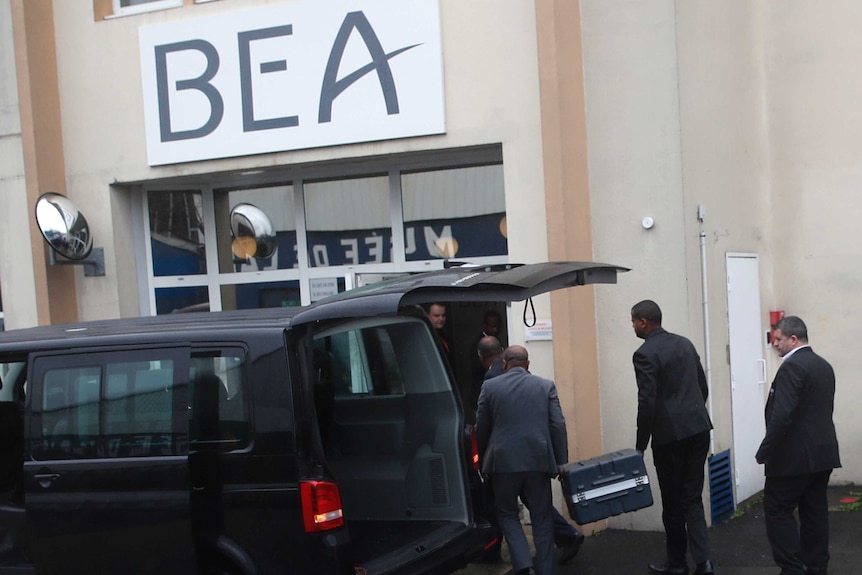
left=470, top=428, right=480, bottom=472
left=483, top=537, right=501, bottom=551
left=300, top=480, right=345, bottom=533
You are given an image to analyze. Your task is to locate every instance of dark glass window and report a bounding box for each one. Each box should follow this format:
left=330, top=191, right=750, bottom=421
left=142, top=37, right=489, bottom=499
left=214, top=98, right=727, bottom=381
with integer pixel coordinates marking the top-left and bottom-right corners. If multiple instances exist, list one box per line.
left=401, top=165, right=507, bottom=261
left=304, top=176, right=391, bottom=267
left=215, top=185, right=297, bottom=274
left=38, top=356, right=188, bottom=460
left=155, top=286, right=209, bottom=315
left=220, top=281, right=301, bottom=310
left=149, top=190, right=206, bottom=277
left=190, top=351, right=249, bottom=452
left=34, top=347, right=250, bottom=460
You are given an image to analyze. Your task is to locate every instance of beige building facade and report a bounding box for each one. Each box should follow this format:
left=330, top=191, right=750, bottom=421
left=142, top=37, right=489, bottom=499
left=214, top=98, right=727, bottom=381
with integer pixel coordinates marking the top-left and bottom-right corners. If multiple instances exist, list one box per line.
left=1, top=0, right=859, bottom=531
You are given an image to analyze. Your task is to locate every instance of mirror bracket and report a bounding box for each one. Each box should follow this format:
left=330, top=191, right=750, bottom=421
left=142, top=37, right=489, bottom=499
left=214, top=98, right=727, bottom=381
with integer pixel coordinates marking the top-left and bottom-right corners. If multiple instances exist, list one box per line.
left=49, top=247, right=105, bottom=277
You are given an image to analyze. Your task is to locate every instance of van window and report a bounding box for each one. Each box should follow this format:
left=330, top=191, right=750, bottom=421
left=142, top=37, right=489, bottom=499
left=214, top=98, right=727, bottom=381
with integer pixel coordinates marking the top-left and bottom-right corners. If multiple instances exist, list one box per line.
left=190, top=351, right=249, bottom=451
left=32, top=348, right=251, bottom=461
left=314, top=317, right=450, bottom=396
left=315, top=323, right=411, bottom=397
left=35, top=354, right=188, bottom=460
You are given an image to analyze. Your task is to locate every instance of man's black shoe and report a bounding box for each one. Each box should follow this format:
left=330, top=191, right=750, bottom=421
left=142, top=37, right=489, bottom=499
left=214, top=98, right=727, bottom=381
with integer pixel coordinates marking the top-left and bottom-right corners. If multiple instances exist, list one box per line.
left=694, top=560, right=715, bottom=574
left=557, top=532, right=585, bottom=565
left=648, top=562, right=688, bottom=575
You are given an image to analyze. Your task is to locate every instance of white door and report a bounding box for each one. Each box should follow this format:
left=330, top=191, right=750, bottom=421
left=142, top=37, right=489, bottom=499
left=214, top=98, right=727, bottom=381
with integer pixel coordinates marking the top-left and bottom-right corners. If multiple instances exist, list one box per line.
left=726, top=253, right=767, bottom=503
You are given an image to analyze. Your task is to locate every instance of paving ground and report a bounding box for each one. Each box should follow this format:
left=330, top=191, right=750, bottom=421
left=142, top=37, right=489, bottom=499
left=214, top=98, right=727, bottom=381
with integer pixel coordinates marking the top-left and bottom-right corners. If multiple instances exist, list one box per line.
left=454, top=484, right=861, bottom=574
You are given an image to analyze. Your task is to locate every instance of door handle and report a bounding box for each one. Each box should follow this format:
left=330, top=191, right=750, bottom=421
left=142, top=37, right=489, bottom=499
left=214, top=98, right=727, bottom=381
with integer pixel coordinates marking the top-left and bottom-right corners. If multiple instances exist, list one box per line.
left=756, top=359, right=766, bottom=384
left=34, top=473, right=60, bottom=488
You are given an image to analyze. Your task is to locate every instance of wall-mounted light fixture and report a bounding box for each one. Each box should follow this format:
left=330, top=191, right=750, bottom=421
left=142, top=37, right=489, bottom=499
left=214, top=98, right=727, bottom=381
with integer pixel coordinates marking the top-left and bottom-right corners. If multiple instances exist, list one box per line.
left=34, top=192, right=105, bottom=277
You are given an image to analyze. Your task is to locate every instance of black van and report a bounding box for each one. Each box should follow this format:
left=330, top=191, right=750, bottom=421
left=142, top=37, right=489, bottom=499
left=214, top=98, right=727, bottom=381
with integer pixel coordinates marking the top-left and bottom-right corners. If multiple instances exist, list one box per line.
left=0, top=262, right=625, bottom=575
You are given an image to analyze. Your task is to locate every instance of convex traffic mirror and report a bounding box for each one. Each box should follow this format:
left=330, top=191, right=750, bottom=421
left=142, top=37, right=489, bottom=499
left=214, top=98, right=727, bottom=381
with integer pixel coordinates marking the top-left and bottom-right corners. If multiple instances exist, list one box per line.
left=230, top=203, right=277, bottom=260
left=34, top=192, right=105, bottom=276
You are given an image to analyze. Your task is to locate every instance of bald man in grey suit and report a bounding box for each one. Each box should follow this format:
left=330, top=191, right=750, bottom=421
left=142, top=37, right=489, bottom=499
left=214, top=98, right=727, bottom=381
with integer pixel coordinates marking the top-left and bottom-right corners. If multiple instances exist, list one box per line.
left=475, top=345, right=568, bottom=575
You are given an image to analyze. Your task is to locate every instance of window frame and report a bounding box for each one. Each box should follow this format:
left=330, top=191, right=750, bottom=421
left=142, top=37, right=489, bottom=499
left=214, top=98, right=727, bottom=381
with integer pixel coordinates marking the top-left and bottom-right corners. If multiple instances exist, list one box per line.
left=106, top=0, right=183, bottom=19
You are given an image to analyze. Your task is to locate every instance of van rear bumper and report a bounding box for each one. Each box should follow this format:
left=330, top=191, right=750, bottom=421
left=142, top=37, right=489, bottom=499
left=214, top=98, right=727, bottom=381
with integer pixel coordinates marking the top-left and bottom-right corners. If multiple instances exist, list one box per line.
left=386, top=521, right=498, bottom=575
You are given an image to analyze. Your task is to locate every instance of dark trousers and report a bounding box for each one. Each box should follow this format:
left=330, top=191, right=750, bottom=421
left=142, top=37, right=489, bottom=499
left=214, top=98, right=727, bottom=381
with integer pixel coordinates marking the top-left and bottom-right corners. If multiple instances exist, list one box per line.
left=490, top=471, right=555, bottom=575
left=764, top=470, right=832, bottom=575
left=483, top=480, right=581, bottom=557
left=652, top=430, right=711, bottom=566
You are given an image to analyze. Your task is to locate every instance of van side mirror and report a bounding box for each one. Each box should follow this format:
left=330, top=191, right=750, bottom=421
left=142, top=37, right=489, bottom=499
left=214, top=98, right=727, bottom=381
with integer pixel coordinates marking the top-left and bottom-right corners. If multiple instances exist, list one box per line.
left=34, top=193, right=105, bottom=277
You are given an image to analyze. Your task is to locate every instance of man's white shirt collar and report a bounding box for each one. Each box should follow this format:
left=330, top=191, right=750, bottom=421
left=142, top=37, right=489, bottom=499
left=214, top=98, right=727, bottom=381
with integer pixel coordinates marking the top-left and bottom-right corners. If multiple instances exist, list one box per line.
left=782, top=344, right=810, bottom=361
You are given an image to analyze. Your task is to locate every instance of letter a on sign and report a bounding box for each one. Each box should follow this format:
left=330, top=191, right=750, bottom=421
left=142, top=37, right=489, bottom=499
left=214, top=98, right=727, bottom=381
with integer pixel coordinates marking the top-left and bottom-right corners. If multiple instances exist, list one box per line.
left=318, top=11, right=419, bottom=123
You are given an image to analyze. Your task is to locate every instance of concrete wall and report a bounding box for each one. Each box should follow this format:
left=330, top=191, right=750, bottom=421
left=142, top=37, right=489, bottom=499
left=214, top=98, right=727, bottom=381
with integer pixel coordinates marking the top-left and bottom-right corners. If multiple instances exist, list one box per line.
left=763, top=2, right=862, bottom=485
left=583, top=0, right=860, bottom=530
left=0, top=0, right=39, bottom=330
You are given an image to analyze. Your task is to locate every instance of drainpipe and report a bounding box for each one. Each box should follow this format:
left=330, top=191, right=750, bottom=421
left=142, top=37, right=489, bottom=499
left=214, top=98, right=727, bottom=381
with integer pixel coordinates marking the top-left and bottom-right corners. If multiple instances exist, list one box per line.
left=698, top=204, right=715, bottom=455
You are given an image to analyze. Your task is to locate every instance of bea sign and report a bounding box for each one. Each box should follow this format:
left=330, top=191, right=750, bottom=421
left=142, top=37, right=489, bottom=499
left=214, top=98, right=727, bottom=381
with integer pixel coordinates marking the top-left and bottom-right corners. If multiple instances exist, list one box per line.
left=139, top=0, right=444, bottom=166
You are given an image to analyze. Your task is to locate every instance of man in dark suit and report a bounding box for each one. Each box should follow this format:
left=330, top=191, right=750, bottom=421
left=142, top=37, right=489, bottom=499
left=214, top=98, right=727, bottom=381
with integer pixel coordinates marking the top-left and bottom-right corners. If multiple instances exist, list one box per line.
left=755, top=316, right=841, bottom=575
left=475, top=345, right=568, bottom=575
left=631, top=300, right=714, bottom=575
left=475, top=337, right=584, bottom=565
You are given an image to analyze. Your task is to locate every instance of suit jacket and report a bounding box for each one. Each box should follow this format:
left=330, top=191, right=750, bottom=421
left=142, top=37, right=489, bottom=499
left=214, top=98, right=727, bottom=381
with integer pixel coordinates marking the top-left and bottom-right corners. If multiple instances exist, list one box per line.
left=467, top=358, right=504, bottom=416
left=483, top=358, right=504, bottom=381
left=475, top=367, right=568, bottom=475
left=755, top=346, right=841, bottom=477
left=633, top=327, right=712, bottom=451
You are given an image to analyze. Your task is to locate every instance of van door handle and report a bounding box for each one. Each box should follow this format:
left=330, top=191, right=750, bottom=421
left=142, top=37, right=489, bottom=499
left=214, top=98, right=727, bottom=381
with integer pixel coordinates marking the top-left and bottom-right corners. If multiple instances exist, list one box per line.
left=34, top=473, right=60, bottom=488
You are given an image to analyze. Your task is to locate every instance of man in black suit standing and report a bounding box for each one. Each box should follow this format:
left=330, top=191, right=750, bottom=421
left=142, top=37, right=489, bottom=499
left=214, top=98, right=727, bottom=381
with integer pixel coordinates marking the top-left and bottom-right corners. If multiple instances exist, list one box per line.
left=631, top=300, right=714, bottom=575
left=755, top=316, right=841, bottom=575
left=476, top=345, right=568, bottom=575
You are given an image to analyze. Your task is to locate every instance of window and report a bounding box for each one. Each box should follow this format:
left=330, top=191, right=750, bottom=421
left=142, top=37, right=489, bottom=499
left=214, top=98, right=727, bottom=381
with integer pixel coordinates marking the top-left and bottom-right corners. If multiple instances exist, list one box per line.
left=401, top=164, right=507, bottom=261
left=109, top=0, right=182, bottom=17
left=190, top=351, right=250, bottom=452
left=34, top=350, right=189, bottom=460
left=34, top=347, right=250, bottom=460
left=314, top=317, right=449, bottom=398
left=141, top=147, right=507, bottom=313
left=304, top=176, right=391, bottom=268
left=149, top=190, right=206, bottom=278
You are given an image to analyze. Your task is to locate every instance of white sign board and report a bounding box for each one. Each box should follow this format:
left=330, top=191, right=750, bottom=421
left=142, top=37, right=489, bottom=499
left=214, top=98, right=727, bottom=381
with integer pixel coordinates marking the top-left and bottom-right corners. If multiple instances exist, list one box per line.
left=524, top=319, right=553, bottom=341
left=139, top=0, right=445, bottom=166
left=310, top=277, right=339, bottom=302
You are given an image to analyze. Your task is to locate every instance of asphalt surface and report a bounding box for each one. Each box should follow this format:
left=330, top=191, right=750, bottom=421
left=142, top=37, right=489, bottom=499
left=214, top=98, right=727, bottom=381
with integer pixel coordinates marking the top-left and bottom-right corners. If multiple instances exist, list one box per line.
left=454, top=484, right=861, bottom=574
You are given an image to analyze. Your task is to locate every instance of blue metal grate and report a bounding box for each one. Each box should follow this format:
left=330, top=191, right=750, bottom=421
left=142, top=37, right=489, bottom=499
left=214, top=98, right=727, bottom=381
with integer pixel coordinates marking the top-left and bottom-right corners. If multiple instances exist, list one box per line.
left=708, top=449, right=734, bottom=525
